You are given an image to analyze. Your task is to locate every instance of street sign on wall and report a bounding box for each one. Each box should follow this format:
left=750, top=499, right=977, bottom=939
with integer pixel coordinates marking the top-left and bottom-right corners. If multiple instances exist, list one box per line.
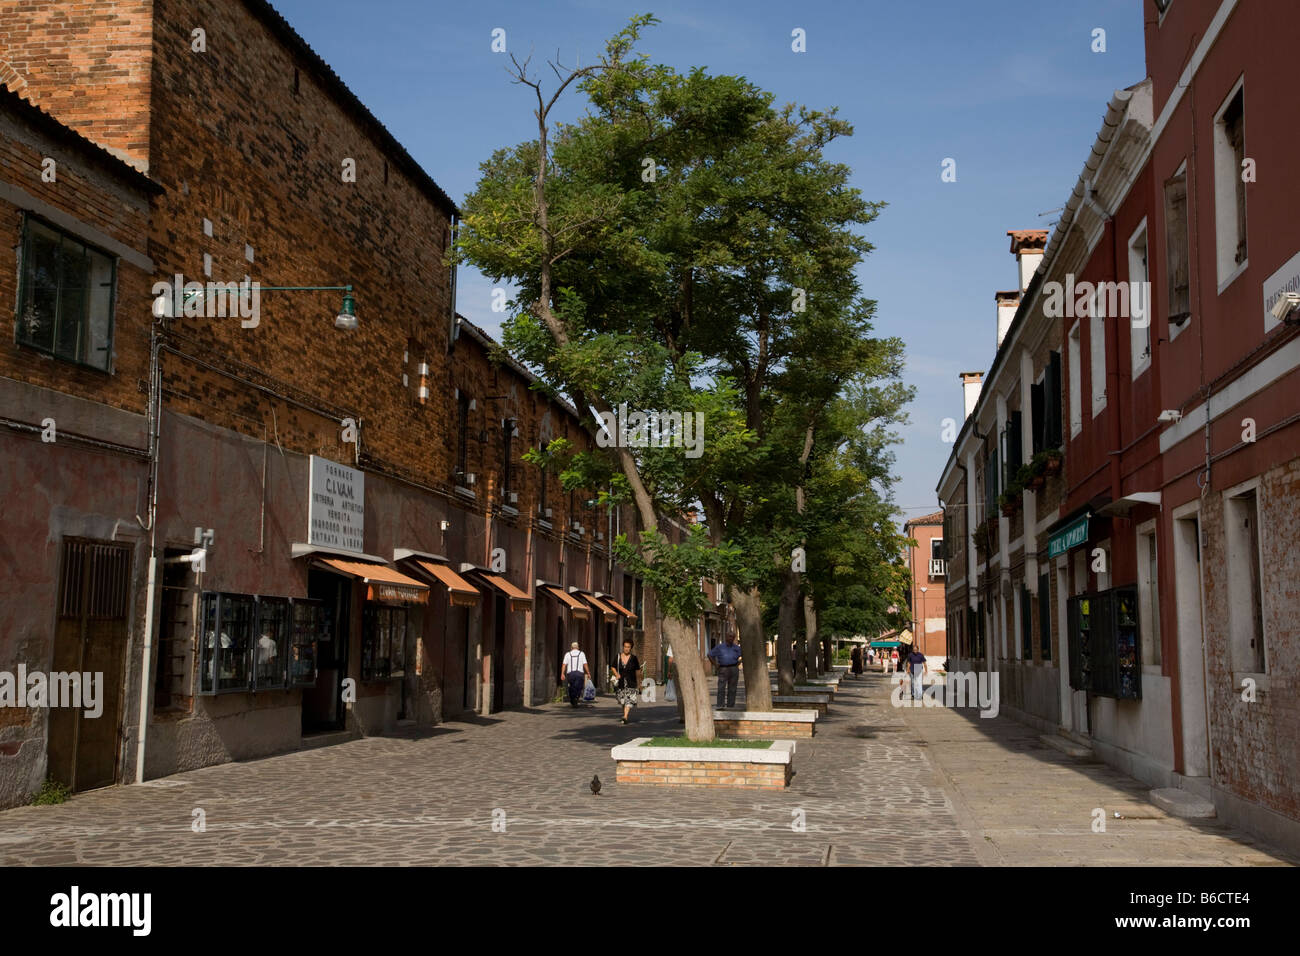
left=308, top=455, right=365, bottom=553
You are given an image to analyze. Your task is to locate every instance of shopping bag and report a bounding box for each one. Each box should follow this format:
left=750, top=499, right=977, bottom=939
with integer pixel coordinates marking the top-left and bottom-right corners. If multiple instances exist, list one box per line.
left=582, top=677, right=596, bottom=702
left=664, top=678, right=677, bottom=702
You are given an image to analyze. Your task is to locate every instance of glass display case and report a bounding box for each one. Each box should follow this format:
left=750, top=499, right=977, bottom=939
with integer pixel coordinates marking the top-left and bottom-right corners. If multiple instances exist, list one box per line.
left=1067, top=586, right=1141, bottom=700
left=199, top=593, right=323, bottom=694
left=290, top=599, right=322, bottom=687
left=254, top=597, right=290, bottom=690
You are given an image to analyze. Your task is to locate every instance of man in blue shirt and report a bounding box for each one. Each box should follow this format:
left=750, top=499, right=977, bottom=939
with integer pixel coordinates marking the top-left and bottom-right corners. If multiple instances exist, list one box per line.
left=707, top=634, right=743, bottom=709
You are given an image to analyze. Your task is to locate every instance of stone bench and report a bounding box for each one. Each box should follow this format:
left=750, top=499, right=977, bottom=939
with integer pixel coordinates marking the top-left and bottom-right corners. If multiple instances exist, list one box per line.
left=713, top=709, right=817, bottom=739
left=612, top=738, right=796, bottom=790
left=771, top=682, right=838, bottom=698
left=771, top=694, right=829, bottom=716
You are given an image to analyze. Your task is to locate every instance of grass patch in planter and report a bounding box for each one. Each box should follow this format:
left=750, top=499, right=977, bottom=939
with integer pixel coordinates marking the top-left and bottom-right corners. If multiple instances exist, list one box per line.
left=642, top=737, right=773, bottom=749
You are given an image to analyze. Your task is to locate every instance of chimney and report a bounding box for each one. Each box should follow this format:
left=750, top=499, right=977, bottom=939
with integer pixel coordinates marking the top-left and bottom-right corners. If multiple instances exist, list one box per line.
left=1007, top=230, right=1048, bottom=296
left=995, top=291, right=1020, bottom=348
left=960, top=372, right=983, bottom=420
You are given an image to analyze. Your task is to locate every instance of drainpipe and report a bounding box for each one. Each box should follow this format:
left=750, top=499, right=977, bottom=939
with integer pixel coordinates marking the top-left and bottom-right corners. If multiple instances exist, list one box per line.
left=133, top=318, right=163, bottom=785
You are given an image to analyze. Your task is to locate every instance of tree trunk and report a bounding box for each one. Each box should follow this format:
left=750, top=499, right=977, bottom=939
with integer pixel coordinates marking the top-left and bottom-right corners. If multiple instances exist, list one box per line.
left=732, top=586, right=772, bottom=711
left=789, top=579, right=808, bottom=685
left=776, top=570, right=799, bottom=695
left=663, top=616, right=714, bottom=740
left=804, top=594, right=819, bottom=676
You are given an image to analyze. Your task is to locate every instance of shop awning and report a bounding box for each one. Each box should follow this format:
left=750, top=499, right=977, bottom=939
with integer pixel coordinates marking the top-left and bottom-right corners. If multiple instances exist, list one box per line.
left=541, top=585, right=591, bottom=620
left=1094, top=492, right=1161, bottom=518
left=602, top=596, right=637, bottom=623
left=474, top=573, right=533, bottom=612
left=314, top=557, right=429, bottom=605
left=869, top=640, right=902, bottom=648
left=580, top=592, right=618, bottom=622
left=411, top=560, right=480, bottom=608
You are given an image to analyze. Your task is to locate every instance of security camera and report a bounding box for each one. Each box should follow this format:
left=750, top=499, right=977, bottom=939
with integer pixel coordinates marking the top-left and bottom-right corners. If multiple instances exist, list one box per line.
left=1157, top=409, right=1183, bottom=423
left=1270, top=292, right=1300, bottom=323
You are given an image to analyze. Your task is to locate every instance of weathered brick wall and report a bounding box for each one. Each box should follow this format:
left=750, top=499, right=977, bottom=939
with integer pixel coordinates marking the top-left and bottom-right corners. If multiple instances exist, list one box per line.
left=0, top=106, right=152, bottom=413
left=0, top=0, right=154, bottom=169
left=1201, top=457, right=1300, bottom=822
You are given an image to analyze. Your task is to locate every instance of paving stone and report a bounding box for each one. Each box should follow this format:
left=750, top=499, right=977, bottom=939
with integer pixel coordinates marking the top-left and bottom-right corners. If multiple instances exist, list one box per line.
left=0, top=673, right=1290, bottom=866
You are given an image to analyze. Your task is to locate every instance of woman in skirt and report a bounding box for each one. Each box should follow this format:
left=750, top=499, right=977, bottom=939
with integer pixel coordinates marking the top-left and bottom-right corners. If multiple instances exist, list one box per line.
left=611, top=638, right=641, bottom=724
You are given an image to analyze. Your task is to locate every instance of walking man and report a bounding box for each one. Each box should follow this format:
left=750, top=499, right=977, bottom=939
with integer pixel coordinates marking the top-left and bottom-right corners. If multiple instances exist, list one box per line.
left=707, top=633, right=743, bottom=709
left=907, top=644, right=928, bottom=700
left=562, top=641, right=589, bottom=707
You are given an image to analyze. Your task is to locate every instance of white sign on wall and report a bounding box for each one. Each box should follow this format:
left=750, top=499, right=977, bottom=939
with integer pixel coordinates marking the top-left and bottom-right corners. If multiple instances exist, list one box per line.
left=1263, top=250, right=1300, bottom=333
left=308, top=455, right=365, bottom=553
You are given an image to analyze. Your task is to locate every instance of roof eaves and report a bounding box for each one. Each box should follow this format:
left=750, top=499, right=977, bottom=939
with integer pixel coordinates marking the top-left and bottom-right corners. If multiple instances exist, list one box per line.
left=453, top=314, right=583, bottom=423
left=0, top=85, right=163, bottom=196
left=242, top=0, right=458, bottom=219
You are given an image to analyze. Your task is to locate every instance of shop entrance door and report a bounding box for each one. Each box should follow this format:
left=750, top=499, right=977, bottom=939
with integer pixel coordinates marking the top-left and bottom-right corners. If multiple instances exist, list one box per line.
left=47, top=539, right=132, bottom=792
left=303, top=569, right=350, bottom=733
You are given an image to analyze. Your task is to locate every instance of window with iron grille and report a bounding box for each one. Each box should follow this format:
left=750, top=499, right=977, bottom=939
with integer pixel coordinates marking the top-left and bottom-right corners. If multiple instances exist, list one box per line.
left=18, top=216, right=118, bottom=372
left=501, top=419, right=515, bottom=503
left=455, top=391, right=470, bottom=483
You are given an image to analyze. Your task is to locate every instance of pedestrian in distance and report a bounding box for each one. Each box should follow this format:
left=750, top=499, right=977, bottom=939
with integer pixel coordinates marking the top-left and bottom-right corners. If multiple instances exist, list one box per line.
left=610, top=638, right=641, bottom=724
left=889, top=648, right=899, bottom=675
left=907, top=645, right=928, bottom=700
left=707, top=632, right=743, bottom=709
left=850, top=644, right=863, bottom=678
left=562, top=642, right=590, bottom=707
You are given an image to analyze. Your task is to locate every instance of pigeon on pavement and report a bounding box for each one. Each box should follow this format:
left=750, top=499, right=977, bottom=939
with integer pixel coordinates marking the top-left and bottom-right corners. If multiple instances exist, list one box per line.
left=590, top=774, right=601, bottom=795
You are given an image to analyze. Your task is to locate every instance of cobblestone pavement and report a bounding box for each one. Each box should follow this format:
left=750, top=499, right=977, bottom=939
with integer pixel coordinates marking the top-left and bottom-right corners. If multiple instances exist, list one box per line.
left=0, top=673, right=1292, bottom=866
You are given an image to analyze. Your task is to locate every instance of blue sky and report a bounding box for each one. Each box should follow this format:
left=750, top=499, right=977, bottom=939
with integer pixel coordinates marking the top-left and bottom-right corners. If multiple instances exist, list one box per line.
left=274, top=0, right=1147, bottom=522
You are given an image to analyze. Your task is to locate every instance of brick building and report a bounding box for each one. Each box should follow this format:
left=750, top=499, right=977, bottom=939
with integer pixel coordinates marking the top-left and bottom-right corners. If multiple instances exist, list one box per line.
left=0, top=84, right=159, bottom=803
left=902, top=511, right=946, bottom=664
left=939, top=0, right=1300, bottom=854
left=0, top=0, right=688, bottom=808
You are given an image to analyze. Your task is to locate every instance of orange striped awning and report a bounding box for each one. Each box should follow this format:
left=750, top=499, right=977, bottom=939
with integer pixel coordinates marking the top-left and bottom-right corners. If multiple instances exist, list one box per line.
left=475, top=573, right=532, bottom=612
left=316, top=558, right=429, bottom=605
left=542, top=585, right=590, bottom=620
left=414, top=560, right=481, bottom=608
left=602, top=597, right=637, bottom=623
left=581, top=593, right=618, bottom=622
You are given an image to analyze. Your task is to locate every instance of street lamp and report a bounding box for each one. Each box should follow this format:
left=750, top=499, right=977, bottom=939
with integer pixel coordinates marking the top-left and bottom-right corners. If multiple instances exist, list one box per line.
left=257, top=285, right=359, bottom=330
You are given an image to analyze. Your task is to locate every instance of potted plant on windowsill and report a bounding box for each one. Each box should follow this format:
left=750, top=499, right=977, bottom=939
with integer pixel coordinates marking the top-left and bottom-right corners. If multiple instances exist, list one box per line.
left=1018, top=460, right=1046, bottom=492
left=1040, top=447, right=1063, bottom=477
left=998, top=491, right=1019, bottom=516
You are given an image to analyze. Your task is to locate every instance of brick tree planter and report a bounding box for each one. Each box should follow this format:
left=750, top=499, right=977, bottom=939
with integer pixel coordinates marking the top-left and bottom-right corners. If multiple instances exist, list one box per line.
left=612, top=739, right=796, bottom=790
left=772, top=694, right=829, bottom=716
left=773, top=679, right=838, bottom=697
left=713, top=709, right=816, bottom=739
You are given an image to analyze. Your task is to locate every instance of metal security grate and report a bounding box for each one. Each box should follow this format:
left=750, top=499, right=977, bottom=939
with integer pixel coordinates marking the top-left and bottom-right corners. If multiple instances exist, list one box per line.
left=58, top=540, right=132, bottom=620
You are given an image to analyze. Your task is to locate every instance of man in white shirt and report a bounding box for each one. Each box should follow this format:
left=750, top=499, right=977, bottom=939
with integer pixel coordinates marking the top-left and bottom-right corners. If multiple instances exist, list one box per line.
left=562, top=641, right=590, bottom=707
